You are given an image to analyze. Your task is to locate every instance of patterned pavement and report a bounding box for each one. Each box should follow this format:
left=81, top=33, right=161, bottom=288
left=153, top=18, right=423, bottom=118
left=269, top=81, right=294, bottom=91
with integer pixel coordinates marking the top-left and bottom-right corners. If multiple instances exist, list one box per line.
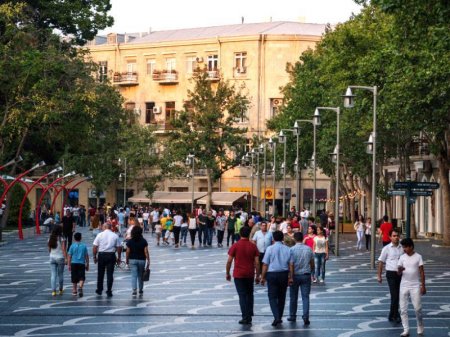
left=0, top=227, right=449, bottom=337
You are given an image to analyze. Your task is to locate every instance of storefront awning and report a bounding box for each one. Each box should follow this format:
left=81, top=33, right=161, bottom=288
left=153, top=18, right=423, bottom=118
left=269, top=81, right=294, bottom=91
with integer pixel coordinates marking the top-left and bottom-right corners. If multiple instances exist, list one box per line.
left=196, top=192, right=248, bottom=206
left=128, top=191, right=207, bottom=204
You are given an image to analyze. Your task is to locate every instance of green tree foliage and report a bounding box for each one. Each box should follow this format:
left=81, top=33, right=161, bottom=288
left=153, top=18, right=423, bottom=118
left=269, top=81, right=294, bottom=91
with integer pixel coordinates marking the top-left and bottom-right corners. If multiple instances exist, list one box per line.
left=5, top=184, right=30, bottom=228
left=1, top=0, right=113, bottom=45
left=160, top=70, right=250, bottom=210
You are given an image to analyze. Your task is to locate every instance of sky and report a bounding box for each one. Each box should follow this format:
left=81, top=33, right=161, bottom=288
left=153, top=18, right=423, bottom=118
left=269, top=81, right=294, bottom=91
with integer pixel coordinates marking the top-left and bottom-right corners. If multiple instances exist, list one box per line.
left=100, top=0, right=363, bottom=34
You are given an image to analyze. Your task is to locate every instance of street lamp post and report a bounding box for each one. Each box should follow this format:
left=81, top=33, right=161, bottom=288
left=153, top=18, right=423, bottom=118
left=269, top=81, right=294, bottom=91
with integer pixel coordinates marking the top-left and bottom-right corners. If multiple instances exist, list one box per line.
left=343, top=85, right=377, bottom=269
left=260, top=143, right=266, bottom=218
left=315, top=106, right=341, bottom=256
left=118, top=158, right=127, bottom=207
left=185, top=154, right=195, bottom=213
left=268, top=137, right=277, bottom=216
left=278, top=129, right=296, bottom=218
left=293, top=111, right=321, bottom=217
left=0, top=156, right=23, bottom=171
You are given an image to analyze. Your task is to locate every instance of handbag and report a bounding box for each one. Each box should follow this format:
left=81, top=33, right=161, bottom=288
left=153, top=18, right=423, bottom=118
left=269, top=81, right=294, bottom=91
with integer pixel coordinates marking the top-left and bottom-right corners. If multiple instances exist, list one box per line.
left=142, top=268, right=150, bottom=282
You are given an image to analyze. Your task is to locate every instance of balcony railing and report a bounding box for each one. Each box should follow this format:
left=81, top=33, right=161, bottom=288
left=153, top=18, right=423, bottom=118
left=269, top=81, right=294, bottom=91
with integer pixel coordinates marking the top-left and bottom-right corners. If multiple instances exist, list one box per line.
left=206, top=70, right=220, bottom=81
left=112, top=72, right=139, bottom=86
left=233, top=66, right=247, bottom=77
left=152, top=70, right=179, bottom=84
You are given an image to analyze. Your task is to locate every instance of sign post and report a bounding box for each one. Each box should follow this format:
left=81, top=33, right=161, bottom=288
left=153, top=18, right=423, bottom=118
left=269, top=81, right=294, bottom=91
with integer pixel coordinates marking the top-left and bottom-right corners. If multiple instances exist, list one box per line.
left=390, top=181, right=439, bottom=238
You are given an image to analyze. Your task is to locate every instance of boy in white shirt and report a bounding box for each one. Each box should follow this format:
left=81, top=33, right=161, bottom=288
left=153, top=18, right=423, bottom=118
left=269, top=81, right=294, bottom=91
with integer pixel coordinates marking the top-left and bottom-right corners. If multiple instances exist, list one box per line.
left=397, top=238, right=426, bottom=337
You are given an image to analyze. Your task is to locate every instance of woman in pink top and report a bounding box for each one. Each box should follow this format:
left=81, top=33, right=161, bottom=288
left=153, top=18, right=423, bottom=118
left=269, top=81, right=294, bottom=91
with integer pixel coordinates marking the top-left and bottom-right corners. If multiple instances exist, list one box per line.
left=303, top=225, right=317, bottom=250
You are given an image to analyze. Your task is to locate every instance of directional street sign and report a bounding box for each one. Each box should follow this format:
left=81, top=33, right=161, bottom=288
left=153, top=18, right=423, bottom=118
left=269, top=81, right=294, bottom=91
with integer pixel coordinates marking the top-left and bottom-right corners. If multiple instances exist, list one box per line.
left=387, top=190, right=406, bottom=196
left=411, top=190, right=433, bottom=197
left=393, top=181, right=440, bottom=190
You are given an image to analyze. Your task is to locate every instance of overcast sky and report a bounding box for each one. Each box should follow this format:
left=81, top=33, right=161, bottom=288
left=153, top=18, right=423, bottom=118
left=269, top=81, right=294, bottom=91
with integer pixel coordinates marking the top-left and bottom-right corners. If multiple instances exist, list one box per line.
left=100, top=0, right=363, bottom=34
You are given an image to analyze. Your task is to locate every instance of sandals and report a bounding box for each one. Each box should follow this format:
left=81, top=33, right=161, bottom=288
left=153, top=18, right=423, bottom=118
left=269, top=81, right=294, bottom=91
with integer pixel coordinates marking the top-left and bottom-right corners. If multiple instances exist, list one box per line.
left=72, top=291, right=78, bottom=296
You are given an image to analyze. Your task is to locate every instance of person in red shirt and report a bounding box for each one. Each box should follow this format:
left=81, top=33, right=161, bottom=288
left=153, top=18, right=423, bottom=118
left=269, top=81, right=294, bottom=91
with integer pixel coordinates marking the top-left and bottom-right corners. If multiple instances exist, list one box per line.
left=378, top=215, right=393, bottom=247
left=226, top=226, right=261, bottom=325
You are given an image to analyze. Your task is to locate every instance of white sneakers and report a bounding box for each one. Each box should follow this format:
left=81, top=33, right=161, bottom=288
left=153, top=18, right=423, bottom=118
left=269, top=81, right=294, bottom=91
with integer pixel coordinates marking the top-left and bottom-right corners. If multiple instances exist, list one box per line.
left=400, top=331, right=409, bottom=337
left=417, top=325, right=424, bottom=335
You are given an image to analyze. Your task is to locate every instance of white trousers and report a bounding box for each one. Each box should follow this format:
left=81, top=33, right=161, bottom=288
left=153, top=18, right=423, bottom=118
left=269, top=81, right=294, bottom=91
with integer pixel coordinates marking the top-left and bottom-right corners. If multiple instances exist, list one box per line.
left=400, top=287, right=423, bottom=331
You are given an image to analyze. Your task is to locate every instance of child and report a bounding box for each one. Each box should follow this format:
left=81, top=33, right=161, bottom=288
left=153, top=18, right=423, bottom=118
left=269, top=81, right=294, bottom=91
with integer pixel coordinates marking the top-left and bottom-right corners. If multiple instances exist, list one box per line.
left=67, top=232, right=89, bottom=297
left=155, top=221, right=162, bottom=246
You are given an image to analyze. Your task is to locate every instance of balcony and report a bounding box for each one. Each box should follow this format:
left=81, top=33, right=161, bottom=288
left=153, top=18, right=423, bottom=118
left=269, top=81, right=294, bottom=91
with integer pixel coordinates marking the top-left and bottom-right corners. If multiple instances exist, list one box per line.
left=206, top=70, right=220, bottom=82
left=153, top=121, right=175, bottom=133
left=233, top=66, right=247, bottom=78
left=152, top=70, right=179, bottom=85
left=112, top=72, right=139, bottom=86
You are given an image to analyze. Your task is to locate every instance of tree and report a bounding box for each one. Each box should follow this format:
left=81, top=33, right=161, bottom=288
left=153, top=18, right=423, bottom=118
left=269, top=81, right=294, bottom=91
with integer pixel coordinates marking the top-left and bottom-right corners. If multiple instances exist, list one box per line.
left=160, top=69, right=250, bottom=210
left=0, top=3, right=123, bottom=239
left=2, top=0, right=113, bottom=45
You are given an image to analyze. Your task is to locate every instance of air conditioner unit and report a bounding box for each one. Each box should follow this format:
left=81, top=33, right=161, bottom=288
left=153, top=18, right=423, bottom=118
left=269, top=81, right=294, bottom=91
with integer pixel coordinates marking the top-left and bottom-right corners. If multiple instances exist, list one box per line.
left=196, top=57, right=204, bottom=63
left=152, top=106, right=162, bottom=114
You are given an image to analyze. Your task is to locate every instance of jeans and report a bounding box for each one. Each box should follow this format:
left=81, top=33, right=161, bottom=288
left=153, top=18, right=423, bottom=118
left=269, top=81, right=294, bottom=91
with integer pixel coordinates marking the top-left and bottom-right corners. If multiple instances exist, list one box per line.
left=386, top=270, right=402, bottom=320
left=234, top=278, right=254, bottom=321
left=129, top=259, right=146, bottom=291
left=97, top=252, right=116, bottom=293
left=217, top=230, right=225, bottom=245
left=180, top=227, right=188, bottom=244
left=206, top=227, right=214, bottom=246
left=189, top=229, right=197, bottom=246
left=314, top=253, right=326, bottom=281
left=198, top=225, right=206, bottom=245
left=400, top=287, right=423, bottom=332
left=356, top=231, right=364, bottom=249
left=289, top=273, right=311, bottom=319
left=266, top=271, right=289, bottom=320
left=143, top=220, right=149, bottom=232
left=50, top=257, right=65, bottom=291
left=227, top=228, right=235, bottom=246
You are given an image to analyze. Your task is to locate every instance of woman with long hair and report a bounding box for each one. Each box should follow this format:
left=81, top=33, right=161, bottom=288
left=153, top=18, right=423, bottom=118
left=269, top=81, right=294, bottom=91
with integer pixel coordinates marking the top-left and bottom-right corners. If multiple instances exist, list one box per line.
left=187, top=212, right=197, bottom=249
left=313, top=226, right=329, bottom=283
left=354, top=215, right=365, bottom=250
left=48, top=225, right=67, bottom=296
left=126, top=226, right=150, bottom=296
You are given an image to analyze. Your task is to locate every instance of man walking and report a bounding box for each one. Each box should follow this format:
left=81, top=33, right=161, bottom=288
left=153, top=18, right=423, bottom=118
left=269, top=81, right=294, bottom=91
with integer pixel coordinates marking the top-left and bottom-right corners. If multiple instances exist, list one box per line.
left=398, top=238, right=426, bottom=337
left=226, top=226, right=260, bottom=325
left=261, top=230, right=291, bottom=327
left=288, top=232, right=314, bottom=325
left=379, top=215, right=393, bottom=247
left=377, top=229, right=403, bottom=323
left=251, top=222, right=272, bottom=273
left=93, top=222, right=122, bottom=297
left=62, top=209, right=76, bottom=250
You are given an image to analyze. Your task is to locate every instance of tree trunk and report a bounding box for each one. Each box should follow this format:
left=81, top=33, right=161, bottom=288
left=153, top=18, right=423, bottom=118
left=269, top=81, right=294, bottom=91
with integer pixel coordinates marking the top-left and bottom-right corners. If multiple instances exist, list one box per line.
left=438, top=156, right=450, bottom=245
left=206, top=168, right=213, bottom=212
left=361, top=177, right=372, bottom=221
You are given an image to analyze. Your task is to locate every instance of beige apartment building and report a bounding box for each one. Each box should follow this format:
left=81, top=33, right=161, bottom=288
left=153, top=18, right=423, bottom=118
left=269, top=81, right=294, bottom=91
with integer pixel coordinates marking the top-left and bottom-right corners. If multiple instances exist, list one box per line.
left=83, top=21, right=332, bottom=214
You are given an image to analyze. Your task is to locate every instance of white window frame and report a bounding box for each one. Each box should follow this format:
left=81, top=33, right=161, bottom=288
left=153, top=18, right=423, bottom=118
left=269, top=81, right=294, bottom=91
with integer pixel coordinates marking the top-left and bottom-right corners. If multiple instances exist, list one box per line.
left=186, top=56, right=196, bottom=73
left=165, top=58, right=176, bottom=72
left=207, top=54, right=218, bottom=71
left=146, top=59, right=156, bottom=75
left=126, top=61, right=136, bottom=73
left=234, top=52, right=247, bottom=73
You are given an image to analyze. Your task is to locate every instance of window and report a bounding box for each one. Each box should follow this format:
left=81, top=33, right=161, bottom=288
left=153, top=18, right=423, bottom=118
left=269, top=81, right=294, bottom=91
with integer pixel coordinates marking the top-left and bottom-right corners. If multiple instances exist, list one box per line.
left=235, top=106, right=247, bottom=123
left=186, top=56, right=196, bottom=73
left=169, top=187, right=189, bottom=192
left=126, top=61, right=136, bottom=73
left=125, top=102, right=137, bottom=125
left=98, top=61, right=108, bottom=83
left=145, top=102, right=156, bottom=124
left=165, top=58, right=176, bottom=72
left=146, top=59, right=155, bottom=75
left=207, top=54, right=218, bottom=71
left=234, top=52, right=247, bottom=73
left=165, top=101, right=176, bottom=123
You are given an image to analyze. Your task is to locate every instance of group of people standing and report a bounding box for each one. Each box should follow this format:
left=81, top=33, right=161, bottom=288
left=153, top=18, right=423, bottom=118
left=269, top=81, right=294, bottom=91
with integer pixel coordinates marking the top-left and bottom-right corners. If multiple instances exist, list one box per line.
left=48, top=207, right=151, bottom=298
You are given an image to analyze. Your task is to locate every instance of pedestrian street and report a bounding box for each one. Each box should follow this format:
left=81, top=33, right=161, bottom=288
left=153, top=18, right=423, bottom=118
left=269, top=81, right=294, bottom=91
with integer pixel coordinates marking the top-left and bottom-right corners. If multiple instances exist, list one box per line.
left=0, top=228, right=449, bottom=337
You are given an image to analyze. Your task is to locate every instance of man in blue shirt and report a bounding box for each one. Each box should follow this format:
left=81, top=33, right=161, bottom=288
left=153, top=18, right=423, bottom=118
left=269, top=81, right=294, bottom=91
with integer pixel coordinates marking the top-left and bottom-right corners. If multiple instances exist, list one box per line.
left=288, top=232, right=314, bottom=325
left=261, top=230, right=291, bottom=327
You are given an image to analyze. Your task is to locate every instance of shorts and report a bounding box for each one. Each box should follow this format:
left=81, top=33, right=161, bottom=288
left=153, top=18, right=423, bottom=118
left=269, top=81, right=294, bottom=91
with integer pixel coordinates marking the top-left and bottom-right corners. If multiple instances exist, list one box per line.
left=71, top=263, right=86, bottom=283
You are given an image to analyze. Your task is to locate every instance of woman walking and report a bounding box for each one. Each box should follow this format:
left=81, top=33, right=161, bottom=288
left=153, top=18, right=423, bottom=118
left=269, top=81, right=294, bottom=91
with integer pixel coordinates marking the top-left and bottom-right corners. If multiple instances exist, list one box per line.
left=226, top=211, right=237, bottom=247
left=354, top=215, right=365, bottom=250
left=48, top=225, right=67, bottom=296
left=313, top=226, right=328, bottom=283
left=187, top=213, right=197, bottom=249
left=126, top=226, right=150, bottom=296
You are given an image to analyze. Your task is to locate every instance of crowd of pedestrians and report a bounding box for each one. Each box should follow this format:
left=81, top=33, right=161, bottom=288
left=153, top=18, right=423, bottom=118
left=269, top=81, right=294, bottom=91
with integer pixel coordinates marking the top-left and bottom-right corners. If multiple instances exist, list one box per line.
left=46, top=205, right=426, bottom=335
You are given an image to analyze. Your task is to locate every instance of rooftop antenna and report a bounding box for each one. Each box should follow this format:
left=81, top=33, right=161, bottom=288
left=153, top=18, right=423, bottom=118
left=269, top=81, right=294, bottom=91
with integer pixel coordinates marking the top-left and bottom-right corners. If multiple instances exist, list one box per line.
left=241, top=16, right=244, bottom=24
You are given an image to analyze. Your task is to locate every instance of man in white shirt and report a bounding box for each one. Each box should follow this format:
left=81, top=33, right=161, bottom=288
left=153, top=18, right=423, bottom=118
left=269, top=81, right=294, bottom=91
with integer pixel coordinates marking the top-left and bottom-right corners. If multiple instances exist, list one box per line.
left=93, top=223, right=122, bottom=297
left=251, top=222, right=272, bottom=270
left=398, top=238, right=426, bottom=337
left=150, top=207, right=160, bottom=234
left=377, top=229, right=403, bottom=323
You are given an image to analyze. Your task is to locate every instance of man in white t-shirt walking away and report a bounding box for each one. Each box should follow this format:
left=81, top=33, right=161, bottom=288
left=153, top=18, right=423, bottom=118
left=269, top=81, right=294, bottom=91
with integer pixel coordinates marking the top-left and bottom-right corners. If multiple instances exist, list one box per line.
left=397, top=238, right=426, bottom=337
